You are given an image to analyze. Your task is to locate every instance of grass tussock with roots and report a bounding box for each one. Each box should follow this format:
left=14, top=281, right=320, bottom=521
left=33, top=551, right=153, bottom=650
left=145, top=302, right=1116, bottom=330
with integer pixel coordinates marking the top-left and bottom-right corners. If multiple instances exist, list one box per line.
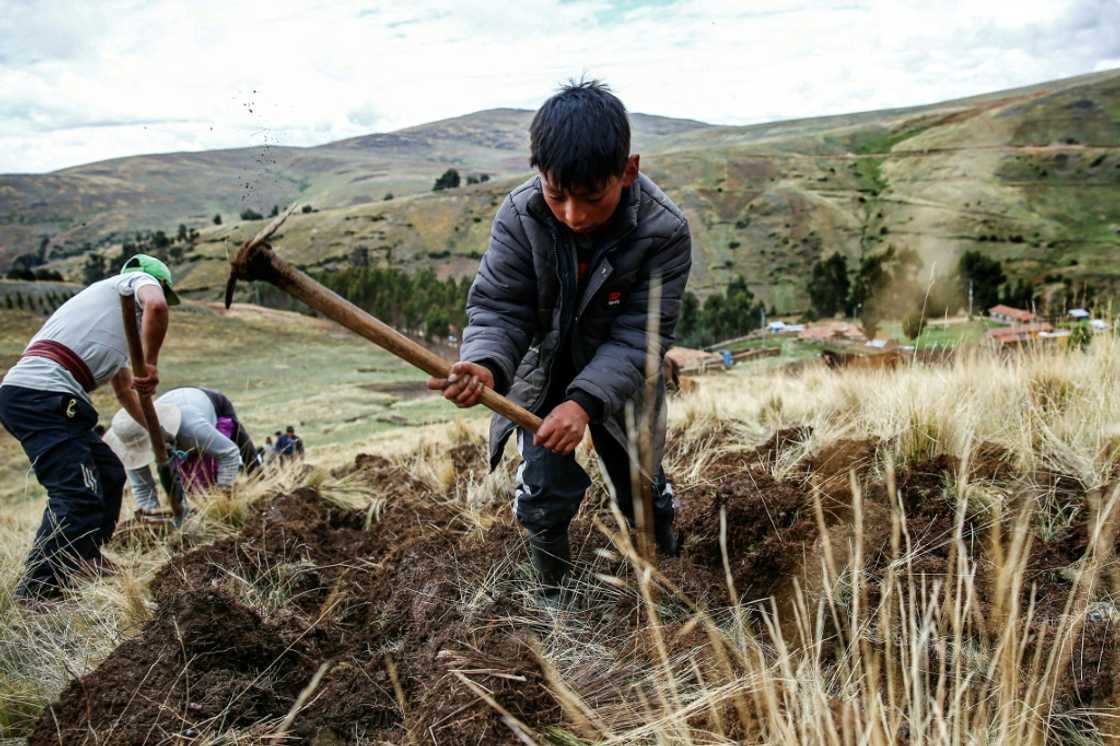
left=2, top=338, right=1120, bottom=743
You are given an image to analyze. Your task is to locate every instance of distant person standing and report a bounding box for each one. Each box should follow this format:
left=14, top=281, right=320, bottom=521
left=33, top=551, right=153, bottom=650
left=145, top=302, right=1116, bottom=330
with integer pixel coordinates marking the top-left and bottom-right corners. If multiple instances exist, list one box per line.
left=0, top=255, right=177, bottom=602
left=287, top=425, right=305, bottom=459
left=275, top=429, right=292, bottom=460
left=275, top=425, right=304, bottom=462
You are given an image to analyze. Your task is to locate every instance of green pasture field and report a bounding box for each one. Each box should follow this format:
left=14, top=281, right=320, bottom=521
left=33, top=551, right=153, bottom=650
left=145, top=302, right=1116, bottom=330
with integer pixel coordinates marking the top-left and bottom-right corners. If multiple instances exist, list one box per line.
left=0, top=303, right=484, bottom=504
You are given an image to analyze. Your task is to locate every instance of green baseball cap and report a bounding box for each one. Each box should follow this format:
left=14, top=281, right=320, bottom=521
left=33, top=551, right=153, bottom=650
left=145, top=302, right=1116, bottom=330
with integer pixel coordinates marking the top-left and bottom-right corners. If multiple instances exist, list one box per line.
left=121, top=254, right=180, bottom=306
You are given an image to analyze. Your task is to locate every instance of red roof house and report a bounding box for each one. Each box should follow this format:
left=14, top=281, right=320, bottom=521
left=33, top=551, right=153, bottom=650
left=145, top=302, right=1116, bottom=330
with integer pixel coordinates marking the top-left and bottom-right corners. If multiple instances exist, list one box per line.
left=989, top=305, right=1035, bottom=325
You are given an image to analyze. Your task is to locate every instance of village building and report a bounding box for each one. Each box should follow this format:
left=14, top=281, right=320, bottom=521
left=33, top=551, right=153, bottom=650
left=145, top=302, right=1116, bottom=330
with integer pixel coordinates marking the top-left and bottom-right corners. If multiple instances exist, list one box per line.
left=798, top=320, right=867, bottom=343
left=985, top=322, right=1054, bottom=348
left=767, top=320, right=805, bottom=334
left=988, top=304, right=1035, bottom=325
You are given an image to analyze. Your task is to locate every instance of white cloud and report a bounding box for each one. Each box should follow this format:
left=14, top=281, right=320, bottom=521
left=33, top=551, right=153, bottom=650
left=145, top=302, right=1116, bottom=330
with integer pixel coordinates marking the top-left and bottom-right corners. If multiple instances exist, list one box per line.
left=0, top=0, right=1117, bottom=173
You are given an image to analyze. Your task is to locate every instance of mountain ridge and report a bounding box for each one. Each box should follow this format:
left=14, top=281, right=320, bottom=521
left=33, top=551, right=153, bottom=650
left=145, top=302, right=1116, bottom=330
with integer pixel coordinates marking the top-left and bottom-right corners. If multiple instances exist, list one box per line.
left=4, top=68, right=1120, bottom=314
left=0, top=108, right=711, bottom=268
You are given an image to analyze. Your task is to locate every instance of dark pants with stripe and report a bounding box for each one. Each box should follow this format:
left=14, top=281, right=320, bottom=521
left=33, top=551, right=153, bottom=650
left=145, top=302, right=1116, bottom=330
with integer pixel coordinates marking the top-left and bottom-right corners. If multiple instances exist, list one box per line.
left=0, top=385, right=125, bottom=599
left=514, top=424, right=675, bottom=543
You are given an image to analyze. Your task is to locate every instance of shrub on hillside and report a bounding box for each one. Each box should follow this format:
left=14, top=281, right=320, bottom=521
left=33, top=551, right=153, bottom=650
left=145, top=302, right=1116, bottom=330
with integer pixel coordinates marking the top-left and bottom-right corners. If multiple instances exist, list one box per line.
left=432, top=169, right=461, bottom=192
left=902, top=310, right=927, bottom=340
left=807, top=252, right=850, bottom=318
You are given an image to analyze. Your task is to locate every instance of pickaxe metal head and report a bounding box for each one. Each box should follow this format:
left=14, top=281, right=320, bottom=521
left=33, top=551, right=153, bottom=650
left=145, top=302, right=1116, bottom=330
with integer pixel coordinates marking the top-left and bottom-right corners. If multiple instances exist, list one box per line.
left=224, top=204, right=298, bottom=309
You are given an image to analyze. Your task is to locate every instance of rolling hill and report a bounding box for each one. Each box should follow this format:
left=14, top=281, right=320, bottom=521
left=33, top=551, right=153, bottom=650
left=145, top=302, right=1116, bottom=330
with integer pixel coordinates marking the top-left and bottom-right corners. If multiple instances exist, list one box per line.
left=0, top=109, right=709, bottom=268
left=4, top=69, right=1120, bottom=313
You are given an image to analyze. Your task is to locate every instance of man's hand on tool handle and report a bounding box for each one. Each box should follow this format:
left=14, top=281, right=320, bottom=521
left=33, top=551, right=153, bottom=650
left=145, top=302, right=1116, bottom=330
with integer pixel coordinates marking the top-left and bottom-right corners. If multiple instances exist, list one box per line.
left=533, top=400, right=589, bottom=455
left=428, top=362, right=589, bottom=455
left=131, top=364, right=159, bottom=396
left=428, top=361, right=495, bottom=408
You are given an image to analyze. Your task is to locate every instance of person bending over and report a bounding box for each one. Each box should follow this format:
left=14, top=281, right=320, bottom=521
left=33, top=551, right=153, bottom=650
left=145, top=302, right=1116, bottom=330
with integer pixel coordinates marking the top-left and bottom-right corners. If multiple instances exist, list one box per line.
left=429, top=80, right=692, bottom=601
left=105, top=386, right=259, bottom=510
left=0, top=255, right=177, bottom=601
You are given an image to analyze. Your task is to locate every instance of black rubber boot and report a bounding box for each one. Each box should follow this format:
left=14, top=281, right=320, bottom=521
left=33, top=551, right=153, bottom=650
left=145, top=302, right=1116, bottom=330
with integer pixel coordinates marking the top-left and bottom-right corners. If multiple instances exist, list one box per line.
left=529, top=532, right=572, bottom=605
left=655, top=516, right=679, bottom=558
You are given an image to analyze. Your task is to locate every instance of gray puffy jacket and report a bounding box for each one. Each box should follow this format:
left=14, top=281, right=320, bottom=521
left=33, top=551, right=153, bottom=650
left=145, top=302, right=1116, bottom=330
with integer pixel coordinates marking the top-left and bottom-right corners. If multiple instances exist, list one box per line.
left=460, top=173, right=692, bottom=470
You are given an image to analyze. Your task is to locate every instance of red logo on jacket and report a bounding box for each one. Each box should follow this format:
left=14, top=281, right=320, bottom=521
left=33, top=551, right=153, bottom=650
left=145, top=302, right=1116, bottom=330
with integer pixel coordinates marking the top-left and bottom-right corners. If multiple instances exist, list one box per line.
left=607, top=291, right=622, bottom=307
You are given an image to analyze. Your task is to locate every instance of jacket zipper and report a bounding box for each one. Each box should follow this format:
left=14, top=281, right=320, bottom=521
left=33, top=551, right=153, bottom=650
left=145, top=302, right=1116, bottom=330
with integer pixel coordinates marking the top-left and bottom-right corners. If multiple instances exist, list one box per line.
left=527, top=215, right=637, bottom=416
left=574, top=225, right=636, bottom=322
left=527, top=222, right=571, bottom=415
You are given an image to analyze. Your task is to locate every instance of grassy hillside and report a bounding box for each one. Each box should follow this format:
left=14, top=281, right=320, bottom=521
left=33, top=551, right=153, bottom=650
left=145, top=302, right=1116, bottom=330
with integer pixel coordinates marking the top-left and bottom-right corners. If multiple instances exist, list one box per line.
left=0, top=303, right=484, bottom=505
left=166, top=69, right=1116, bottom=314
left=0, top=109, right=708, bottom=268
left=8, top=70, right=1120, bottom=314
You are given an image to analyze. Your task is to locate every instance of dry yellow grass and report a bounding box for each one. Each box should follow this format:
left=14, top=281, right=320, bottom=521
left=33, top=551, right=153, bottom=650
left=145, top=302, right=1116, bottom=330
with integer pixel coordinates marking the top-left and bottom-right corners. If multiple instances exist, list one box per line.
left=1, top=336, right=1119, bottom=741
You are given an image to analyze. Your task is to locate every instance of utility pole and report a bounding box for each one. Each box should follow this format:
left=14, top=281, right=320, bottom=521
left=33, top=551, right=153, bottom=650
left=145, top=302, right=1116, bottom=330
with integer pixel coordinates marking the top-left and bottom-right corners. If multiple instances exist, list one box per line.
left=968, top=280, right=974, bottom=320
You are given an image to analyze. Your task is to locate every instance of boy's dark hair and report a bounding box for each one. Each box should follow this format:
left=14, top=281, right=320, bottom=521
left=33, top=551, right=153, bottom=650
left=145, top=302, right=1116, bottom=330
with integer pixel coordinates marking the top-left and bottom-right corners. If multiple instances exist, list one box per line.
left=530, top=79, right=630, bottom=194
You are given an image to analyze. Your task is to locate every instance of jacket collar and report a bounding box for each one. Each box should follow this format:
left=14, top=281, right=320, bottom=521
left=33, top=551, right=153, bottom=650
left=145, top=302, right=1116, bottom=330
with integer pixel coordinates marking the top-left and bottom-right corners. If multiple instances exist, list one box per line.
left=527, top=175, right=641, bottom=249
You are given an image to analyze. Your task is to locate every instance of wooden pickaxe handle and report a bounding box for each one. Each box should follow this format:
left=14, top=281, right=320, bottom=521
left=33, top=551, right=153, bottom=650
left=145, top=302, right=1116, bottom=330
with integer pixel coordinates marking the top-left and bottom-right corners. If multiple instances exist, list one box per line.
left=120, top=293, right=184, bottom=518
left=226, top=210, right=543, bottom=432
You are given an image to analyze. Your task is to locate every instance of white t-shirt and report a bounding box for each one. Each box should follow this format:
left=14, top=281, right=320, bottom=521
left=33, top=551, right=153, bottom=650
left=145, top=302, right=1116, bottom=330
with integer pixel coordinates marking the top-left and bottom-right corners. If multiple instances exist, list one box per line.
left=2, top=272, right=161, bottom=401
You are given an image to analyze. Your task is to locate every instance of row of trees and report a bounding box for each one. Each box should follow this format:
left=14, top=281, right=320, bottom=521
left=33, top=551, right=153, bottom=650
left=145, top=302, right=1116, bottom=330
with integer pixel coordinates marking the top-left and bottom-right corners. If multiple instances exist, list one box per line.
left=677, top=276, right=770, bottom=347
left=956, top=251, right=1036, bottom=311
left=433, top=169, right=490, bottom=192
left=806, top=247, right=1087, bottom=339
left=81, top=223, right=199, bottom=285
left=806, top=246, right=926, bottom=337
left=256, top=266, right=472, bottom=342
left=255, top=265, right=772, bottom=349
left=5, top=267, right=64, bottom=282
left=4, top=290, right=74, bottom=314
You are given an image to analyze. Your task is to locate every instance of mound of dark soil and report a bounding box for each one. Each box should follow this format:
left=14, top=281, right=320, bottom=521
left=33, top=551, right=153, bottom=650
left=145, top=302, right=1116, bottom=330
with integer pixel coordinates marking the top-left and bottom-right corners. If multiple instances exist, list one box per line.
left=30, top=430, right=1120, bottom=742
left=30, top=588, right=298, bottom=744
left=678, top=467, right=811, bottom=602
left=33, top=465, right=556, bottom=744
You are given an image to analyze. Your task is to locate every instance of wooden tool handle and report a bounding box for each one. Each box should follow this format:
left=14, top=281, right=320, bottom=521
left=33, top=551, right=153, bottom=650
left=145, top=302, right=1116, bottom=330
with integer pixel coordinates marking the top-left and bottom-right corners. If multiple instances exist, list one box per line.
left=269, top=256, right=544, bottom=432
left=119, top=293, right=170, bottom=463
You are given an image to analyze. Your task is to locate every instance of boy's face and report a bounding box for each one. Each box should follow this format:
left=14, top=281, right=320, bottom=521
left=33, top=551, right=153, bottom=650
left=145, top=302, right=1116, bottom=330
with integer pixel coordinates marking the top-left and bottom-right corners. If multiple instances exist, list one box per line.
left=541, top=154, right=639, bottom=235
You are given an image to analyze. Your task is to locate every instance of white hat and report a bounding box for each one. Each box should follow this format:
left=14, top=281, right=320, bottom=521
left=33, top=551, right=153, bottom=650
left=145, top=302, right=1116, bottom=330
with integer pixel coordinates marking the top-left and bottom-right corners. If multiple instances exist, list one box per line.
left=103, top=404, right=182, bottom=470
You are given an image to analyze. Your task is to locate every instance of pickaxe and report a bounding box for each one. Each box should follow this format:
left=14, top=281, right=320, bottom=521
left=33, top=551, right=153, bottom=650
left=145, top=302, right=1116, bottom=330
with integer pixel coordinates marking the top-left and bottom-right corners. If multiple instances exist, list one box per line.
left=120, top=292, right=186, bottom=525
left=223, top=206, right=543, bottom=433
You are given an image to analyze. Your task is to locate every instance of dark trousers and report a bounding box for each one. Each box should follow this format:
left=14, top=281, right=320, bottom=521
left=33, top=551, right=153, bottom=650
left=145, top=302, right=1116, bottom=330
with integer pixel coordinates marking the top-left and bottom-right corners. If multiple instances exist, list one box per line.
left=514, top=424, right=675, bottom=542
left=0, top=386, right=125, bottom=599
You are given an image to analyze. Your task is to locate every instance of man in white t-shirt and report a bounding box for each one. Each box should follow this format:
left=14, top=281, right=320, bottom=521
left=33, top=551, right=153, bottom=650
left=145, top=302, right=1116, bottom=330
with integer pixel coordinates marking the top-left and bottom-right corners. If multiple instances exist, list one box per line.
left=0, top=254, right=178, bottom=603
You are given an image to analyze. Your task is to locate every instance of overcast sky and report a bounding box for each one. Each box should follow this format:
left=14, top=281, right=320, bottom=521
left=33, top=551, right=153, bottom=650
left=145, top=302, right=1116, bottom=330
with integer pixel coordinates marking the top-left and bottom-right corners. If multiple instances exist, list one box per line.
left=2, top=0, right=1118, bottom=174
